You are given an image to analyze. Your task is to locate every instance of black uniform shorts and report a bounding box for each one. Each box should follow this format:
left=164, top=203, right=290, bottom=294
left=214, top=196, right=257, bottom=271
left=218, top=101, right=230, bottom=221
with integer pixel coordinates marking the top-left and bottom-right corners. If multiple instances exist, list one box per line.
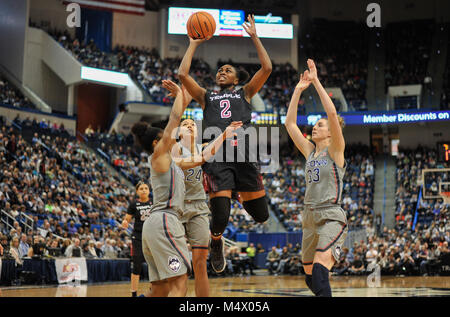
left=131, top=235, right=145, bottom=265
left=202, top=161, right=264, bottom=193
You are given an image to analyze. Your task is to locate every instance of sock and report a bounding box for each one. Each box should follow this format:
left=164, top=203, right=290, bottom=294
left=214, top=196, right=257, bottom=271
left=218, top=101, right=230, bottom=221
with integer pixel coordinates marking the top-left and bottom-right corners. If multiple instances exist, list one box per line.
left=305, top=274, right=314, bottom=294
left=312, top=263, right=332, bottom=297
left=209, top=196, right=231, bottom=236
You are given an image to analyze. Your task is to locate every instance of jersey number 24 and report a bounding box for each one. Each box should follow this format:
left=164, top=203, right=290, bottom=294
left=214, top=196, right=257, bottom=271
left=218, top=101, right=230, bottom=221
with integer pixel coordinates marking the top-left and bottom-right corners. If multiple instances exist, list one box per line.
left=186, top=168, right=202, bottom=182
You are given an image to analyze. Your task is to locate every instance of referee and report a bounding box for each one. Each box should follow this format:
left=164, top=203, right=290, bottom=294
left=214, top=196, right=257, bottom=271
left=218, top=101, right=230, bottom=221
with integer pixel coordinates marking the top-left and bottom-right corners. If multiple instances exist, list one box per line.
left=122, top=181, right=152, bottom=297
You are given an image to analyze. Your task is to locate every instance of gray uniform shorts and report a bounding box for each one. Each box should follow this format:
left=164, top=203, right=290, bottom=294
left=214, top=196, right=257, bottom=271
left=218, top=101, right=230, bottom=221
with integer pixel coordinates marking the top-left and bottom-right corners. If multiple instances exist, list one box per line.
left=301, top=206, right=348, bottom=265
left=181, top=200, right=211, bottom=250
left=142, top=211, right=191, bottom=282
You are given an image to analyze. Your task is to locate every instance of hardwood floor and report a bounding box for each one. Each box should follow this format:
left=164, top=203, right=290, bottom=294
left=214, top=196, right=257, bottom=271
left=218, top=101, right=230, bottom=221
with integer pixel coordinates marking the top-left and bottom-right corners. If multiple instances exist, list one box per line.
left=2, top=275, right=449, bottom=297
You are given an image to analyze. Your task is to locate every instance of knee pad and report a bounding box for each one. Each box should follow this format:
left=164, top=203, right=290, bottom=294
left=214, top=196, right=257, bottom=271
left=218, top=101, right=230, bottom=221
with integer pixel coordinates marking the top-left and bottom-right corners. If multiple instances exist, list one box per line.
left=312, top=263, right=332, bottom=297
left=209, top=197, right=231, bottom=236
left=305, top=274, right=314, bottom=293
left=243, top=196, right=269, bottom=223
left=132, top=257, right=143, bottom=276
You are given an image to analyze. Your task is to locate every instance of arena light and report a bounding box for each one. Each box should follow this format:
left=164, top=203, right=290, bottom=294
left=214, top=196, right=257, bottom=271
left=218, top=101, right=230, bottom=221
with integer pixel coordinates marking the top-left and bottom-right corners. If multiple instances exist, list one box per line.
left=81, top=66, right=130, bottom=87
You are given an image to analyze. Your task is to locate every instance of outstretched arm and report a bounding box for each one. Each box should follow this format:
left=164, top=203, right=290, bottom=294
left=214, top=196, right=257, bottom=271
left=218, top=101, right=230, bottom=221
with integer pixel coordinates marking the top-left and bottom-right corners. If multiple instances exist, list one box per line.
left=305, top=59, right=345, bottom=162
left=173, top=121, right=243, bottom=169
left=152, top=81, right=192, bottom=168
left=242, top=14, right=272, bottom=101
left=284, top=71, right=315, bottom=159
left=178, top=37, right=209, bottom=108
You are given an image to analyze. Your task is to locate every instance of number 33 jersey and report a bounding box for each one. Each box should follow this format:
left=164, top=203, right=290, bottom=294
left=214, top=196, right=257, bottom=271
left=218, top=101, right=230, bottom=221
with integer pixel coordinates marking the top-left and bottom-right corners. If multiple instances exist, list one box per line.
left=304, top=147, right=346, bottom=208
left=179, top=143, right=207, bottom=201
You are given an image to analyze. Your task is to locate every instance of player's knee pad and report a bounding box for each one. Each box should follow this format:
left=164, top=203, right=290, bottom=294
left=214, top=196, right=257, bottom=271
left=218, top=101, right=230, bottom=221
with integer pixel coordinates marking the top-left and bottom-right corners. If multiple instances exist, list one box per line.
left=305, top=274, right=315, bottom=294
left=132, top=257, right=143, bottom=276
left=312, top=263, right=332, bottom=297
left=209, top=197, right=231, bottom=237
left=243, top=196, right=269, bottom=223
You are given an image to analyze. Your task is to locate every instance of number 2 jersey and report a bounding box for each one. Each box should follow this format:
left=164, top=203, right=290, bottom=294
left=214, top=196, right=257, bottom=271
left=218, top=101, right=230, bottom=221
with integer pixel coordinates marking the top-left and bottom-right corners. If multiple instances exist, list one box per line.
left=203, top=88, right=252, bottom=132
left=304, top=147, right=346, bottom=208
left=203, top=88, right=253, bottom=162
left=127, top=200, right=152, bottom=238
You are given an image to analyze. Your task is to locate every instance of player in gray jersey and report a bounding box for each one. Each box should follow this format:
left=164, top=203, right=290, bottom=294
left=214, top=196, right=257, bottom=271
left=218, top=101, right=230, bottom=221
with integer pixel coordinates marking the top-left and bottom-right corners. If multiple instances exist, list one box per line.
left=285, top=59, right=347, bottom=297
left=162, top=81, right=243, bottom=297
left=131, top=81, right=192, bottom=297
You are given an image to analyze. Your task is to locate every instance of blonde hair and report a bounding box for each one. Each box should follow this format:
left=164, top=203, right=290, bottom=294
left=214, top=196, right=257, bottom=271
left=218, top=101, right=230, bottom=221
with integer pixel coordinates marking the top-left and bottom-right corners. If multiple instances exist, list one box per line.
left=324, top=115, right=345, bottom=130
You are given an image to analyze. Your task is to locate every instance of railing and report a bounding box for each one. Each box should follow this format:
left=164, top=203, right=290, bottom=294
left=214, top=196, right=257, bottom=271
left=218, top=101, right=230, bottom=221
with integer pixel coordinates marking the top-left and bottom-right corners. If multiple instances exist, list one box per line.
left=1, top=209, right=17, bottom=232
left=20, top=212, right=34, bottom=233
left=412, top=185, right=423, bottom=231
left=77, top=130, right=88, bottom=143
left=7, top=118, right=22, bottom=131
left=382, top=158, right=387, bottom=227
left=223, top=236, right=237, bottom=248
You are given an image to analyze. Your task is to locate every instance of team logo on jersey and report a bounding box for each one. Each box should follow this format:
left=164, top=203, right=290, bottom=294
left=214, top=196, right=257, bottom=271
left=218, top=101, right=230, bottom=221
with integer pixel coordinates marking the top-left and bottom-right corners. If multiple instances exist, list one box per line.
left=168, top=256, right=181, bottom=273
left=308, top=159, right=328, bottom=167
left=335, top=246, right=341, bottom=258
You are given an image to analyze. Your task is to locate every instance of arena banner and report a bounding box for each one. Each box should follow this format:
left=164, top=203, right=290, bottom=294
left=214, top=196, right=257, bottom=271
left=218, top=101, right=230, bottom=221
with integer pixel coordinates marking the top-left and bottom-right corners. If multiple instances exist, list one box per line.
left=280, top=110, right=450, bottom=126
left=63, top=0, right=145, bottom=15
left=55, top=258, right=88, bottom=284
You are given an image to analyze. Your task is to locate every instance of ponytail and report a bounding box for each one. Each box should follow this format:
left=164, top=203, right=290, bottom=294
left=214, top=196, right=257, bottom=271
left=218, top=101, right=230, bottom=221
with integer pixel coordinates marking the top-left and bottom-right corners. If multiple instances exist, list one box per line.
left=237, top=68, right=250, bottom=84
left=131, top=121, right=163, bottom=154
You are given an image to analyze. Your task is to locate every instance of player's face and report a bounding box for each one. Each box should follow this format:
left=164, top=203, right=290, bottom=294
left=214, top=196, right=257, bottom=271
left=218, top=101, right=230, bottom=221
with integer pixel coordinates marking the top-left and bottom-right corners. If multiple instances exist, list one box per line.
left=137, top=184, right=149, bottom=199
left=151, top=131, right=163, bottom=150
left=179, top=119, right=197, bottom=140
left=311, top=119, right=331, bottom=141
left=216, top=64, right=238, bottom=87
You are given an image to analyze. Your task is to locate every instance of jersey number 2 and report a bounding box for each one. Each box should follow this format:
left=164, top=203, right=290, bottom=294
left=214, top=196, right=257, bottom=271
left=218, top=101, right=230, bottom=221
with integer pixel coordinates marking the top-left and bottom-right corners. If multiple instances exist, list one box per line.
left=220, top=100, right=231, bottom=118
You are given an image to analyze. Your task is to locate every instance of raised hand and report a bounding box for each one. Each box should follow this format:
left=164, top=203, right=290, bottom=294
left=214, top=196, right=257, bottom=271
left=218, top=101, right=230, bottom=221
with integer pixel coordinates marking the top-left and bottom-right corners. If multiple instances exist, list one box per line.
left=305, top=59, right=318, bottom=82
left=189, top=35, right=212, bottom=47
left=242, top=14, right=257, bottom=38
left=295, top=71, right=312, bottom=91
left=181, top=85, right=193, bottom=106
left=162, top=79, right=181, bottom=98
left=223, top=121, right=243, bottom=139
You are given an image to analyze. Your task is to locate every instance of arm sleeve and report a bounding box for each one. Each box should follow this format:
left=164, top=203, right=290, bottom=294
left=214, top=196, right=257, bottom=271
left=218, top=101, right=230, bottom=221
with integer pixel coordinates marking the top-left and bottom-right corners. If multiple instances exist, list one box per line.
left=127, top=202, right=136, bottom=216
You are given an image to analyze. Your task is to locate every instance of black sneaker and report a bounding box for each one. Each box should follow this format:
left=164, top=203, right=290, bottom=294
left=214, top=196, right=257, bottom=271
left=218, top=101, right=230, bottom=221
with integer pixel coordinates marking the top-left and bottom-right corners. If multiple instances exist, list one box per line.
left=210, top=237, right=226, bottom=273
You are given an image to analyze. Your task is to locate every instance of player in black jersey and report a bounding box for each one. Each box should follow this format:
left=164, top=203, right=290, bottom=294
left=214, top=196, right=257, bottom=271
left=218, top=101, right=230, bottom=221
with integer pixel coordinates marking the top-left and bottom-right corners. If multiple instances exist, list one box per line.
left=121, top=181, right=152, bottom=297
left=178, top=14, right=272, bottom=273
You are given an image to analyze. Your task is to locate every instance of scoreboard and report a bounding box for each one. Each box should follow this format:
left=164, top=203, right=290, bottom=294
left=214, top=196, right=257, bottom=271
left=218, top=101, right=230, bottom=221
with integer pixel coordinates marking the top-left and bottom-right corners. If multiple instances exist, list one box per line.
left=437, top=141, right=450, bottom=162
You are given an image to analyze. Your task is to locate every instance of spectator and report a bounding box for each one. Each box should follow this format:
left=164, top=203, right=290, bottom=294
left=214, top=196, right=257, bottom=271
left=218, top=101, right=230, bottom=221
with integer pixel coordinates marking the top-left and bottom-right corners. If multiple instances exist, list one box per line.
left=349, top=254, right=365, bottom=275
left=266, top=246, right=280, bottom=275
left=64, top=238, right=82, bottom=257
left=246, top=243, right=257, bottom=271
left=18, top=233, right=30, bottom=259
left=9, top=237, right=23, bottom=266
left=276, top=246, right=292, bottom=274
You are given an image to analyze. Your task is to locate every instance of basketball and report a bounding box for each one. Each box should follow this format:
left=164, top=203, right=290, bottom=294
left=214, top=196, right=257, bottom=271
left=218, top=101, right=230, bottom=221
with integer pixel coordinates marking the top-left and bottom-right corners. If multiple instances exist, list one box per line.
left=186, top=11, right=216, bottom=40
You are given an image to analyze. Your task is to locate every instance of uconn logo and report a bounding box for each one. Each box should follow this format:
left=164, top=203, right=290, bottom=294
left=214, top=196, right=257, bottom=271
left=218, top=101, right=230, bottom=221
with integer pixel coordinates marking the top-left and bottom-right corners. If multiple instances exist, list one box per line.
left=308, top=159, right=328, bottom=167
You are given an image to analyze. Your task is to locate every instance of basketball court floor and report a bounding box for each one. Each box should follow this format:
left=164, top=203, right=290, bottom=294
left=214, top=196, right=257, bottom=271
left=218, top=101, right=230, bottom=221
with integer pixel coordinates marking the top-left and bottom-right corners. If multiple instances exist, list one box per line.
left=2, top=274, right=449, bottom=297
